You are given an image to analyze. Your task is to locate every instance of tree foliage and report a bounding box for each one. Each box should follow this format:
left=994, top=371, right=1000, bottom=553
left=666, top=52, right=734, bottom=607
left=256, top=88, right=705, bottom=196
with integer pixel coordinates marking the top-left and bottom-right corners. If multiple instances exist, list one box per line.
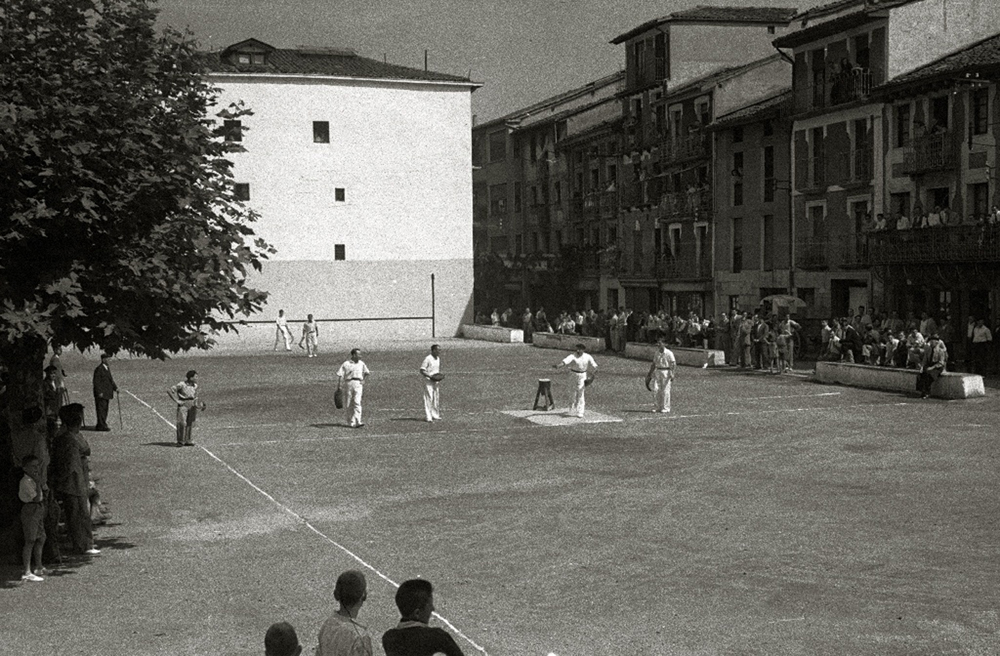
left=0, top=0, right=273, bottom=361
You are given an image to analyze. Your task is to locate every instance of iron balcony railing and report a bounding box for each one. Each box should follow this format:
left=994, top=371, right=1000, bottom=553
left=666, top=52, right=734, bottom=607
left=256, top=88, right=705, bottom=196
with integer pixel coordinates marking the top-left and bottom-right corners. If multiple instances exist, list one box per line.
left=866, top=224, right=1000, bottom=264
left=661, top=133, right=709, bottom=164
left=796, top=235, right=869, bottom=269
left=658, top=188, right=712, bottom=219
left=829, top=68, right=875, bottom=106
left=655, top=254, right=712, bottom=280
left=901, top=133, right=957, bottom=175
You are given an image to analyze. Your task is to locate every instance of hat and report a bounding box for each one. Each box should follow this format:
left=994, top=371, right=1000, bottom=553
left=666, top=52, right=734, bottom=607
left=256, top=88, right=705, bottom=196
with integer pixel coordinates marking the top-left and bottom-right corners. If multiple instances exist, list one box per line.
left=929, top=334, right=941, bottom=340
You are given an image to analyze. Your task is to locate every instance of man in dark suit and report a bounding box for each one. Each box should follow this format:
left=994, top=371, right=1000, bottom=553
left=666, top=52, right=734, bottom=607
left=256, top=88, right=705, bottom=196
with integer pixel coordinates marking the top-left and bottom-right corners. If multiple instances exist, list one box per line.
left=92, top=353, right=117, bottom=431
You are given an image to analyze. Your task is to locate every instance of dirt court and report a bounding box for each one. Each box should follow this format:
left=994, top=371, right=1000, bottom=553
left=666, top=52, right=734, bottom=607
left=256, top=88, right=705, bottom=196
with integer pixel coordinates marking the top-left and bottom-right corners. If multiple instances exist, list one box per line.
left=2, top=339, right=998, bottom=655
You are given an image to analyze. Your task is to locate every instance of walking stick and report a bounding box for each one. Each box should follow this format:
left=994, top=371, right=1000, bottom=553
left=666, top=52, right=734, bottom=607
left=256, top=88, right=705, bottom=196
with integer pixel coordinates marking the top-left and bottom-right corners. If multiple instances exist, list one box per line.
left=117, top=391, right=123, bottom=429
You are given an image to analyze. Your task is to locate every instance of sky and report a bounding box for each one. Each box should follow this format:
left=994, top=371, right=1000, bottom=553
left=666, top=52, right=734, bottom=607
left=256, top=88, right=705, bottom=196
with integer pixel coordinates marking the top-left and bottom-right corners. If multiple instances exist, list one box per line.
left=155, top=0, right=819, bottom=123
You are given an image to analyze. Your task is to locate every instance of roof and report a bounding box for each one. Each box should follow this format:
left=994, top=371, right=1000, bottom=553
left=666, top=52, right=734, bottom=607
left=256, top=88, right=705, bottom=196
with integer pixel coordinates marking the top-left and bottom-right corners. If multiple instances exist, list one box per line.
left=710, top=89, right=792, bottom=129
left=201, top=38, right=476, bottom=86
left=663, top=53, right=787, bottom=99
left=611, top=5, right=797, bottom=44
left=474, top=70, right=625, bottom=131
left=876, top=32, right=1000, bottom=91
left=775, top=0, right=920, bottom=48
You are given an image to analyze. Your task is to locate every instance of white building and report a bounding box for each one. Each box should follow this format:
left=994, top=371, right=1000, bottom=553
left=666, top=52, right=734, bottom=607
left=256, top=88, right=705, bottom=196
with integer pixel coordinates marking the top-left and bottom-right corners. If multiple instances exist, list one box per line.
left=204, top=39, right=480, bottom=344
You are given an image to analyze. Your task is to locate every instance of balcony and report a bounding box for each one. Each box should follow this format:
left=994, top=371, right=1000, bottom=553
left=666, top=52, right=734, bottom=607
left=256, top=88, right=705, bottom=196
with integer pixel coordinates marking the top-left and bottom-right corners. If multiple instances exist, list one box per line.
left=796, top=235, right=872, bottom=269
left=661, top=133, right=709, bottom=165
left=658, top=188, right=712, bottom=219
left=866, top=225, right=1000, bottom=265
left=829, top=68, right=874, bottom=106
left=901, top=133, right=956, bottom=175
left=655, top=254, right=712, bottom=280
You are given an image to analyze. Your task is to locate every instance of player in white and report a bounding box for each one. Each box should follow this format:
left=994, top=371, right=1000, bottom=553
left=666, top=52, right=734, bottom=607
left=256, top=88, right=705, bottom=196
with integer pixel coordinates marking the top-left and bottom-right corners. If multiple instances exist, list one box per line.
left=419, top=344, right=442, bottom=422
left=553, top=343, right=598, bottom=418
left=647, top=339, right=676, bottom=413
left=336, top=348, right=370, bottom=428
left=274, top=309, right=292, bottom=351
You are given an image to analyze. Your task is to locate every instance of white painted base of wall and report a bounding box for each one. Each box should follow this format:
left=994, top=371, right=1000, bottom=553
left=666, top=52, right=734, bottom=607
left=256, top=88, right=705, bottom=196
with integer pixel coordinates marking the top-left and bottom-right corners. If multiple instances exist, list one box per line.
left=624, top=342, right=726, bottom=367
left=814, top=362, right=985, bottom=399
left=531, top=332, right=606, bottom=352
left=459, top=324, right=524, bottom=343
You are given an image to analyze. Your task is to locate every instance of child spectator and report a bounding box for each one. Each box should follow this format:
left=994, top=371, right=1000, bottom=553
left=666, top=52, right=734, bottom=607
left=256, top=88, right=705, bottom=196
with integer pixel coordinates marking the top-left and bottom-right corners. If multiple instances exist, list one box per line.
left=265, top=622, right=302, bottom=656
left=19, top=455, right=47, bottom=582
left=316, top=569, right=373, bottom=656
left=382, top=579, right=465, bottom=656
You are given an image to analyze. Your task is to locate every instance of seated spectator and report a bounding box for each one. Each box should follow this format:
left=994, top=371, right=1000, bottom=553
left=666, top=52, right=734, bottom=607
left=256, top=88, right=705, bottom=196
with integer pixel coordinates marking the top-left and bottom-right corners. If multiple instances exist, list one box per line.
left=383, top=579, right=465, bottom=656
left=317, top=570, right=373, bottom=656
left=265, top=622, right=302, bottom=656
left=896, top=213, right=911, bottom=230
left=916, top=335, right=948, bottom=399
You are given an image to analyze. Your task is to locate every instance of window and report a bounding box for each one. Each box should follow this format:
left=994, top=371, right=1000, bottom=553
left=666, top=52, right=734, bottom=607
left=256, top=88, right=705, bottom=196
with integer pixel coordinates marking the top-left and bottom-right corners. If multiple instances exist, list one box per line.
left=763, top=146, right=775, bottom=203
left=810, top=127, right=825, bottom=187
left=973, top=89, right=989, bottom=136
left=555, top=121, right=567, bottom=143
left=252, top=53, right=266, bottom=65
left=732, top=152, right=744, bottom=207
left=654, top=32, right=667, bottom=79
left=313, top=121, right=330, bottom=143
left=334, top=244, right=345, bottom=260
left=335, top=188, right=345, bottom=202
left=489, top=131, right=506, bottom=163
left=655, top=105, right=667, bottom=135
left=531, top=186, right=539, bottom=206
left=895, top=104, right=911, bottom=147
left=554, top=181, right=562, bottom=204
left=513, top=182, right=522, bottom=213
left=607, top=164, right=617, bottom=185
left=529, top=134, right=538, bottom=163
left=633, top=40, right=645, bottom=80
left=929, top=187, right=950, bottom=210
left=234, top=183, right=250, bottom=201
left=223, top=120, right=242, bottom=142
left=763, top=120, right=774, bottom=137
left=731, top=217, right=743, bottom=273
left=733, top=126, right=744, bottom=144
left=514, top=234, right=523, bottom=256
left=590, top=169, right=600, bottom=189
left=762, top=214, right=775, bottom=271
left=890, top=192, right=911, bottom=219
left=930, top=96, right=949, bottom=131
left=489, top=183, right=508, bottom=215
left=970, top=183, right=989, bottom=218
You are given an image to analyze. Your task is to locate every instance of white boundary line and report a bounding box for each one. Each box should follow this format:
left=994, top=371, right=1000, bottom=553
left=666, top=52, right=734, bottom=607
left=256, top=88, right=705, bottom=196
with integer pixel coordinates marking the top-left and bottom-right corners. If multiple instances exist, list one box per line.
left=123, top=389, right=490, bottom=655
left=628, top=401, right=911, bottom=421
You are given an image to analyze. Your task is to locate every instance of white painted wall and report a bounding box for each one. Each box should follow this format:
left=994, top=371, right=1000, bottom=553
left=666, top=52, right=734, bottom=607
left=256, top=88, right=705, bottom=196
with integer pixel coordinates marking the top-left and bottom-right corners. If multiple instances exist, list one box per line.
left=888, top=0, right=1000, bottom=81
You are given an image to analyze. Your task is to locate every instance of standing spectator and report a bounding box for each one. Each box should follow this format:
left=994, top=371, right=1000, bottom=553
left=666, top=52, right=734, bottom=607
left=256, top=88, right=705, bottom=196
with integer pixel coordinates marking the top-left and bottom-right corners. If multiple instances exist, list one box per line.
left=521, top=308, right=534, bottom=343
left=382, top=579, right=465, bottom=656
left=167, top=370, right=202, bottom=447
left=265, top=622, right=303, bottom=656
left=19, top=454, right=47, bottom=582
left=728, top=311, right=742, bottom=366
left=490, top=308, right=499, bottom=326
left=553, top=343, right=598, bottom=419
left=918, top=312, right=937, bottom=339
left=778, top=315, right=802, bottom=369
left=52, top=403, right=100, bottom=555
left=819, top=319, right=833, bottom=359
left=534, top=306, right=550, bottom=333
left=337, top=349, right=371, bottom=428
left=299, top=314, right=319, bottom=357
left=970, top=318, right=993, bottom=375
left=916, top=335, right=948, bottom=398
left=500, top=307, right=513, bottom=327
left=316, top=570, right=373, bottom=656
left=43, top=365, right=61, bottom=443
left=419, top=345, right=442, bottom=423
left=739, top=313, right=753, bottom=367
left=274, top=309, right=293, bottom=351
left=48, top=346, right=70, bottom=405
left=92, top=353, right=117, bottom=431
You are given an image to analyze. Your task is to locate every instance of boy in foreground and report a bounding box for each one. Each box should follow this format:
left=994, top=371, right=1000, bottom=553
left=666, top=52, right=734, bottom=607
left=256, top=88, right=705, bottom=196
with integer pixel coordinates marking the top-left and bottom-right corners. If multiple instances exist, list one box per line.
left=382, top=579, right=465, bottom=656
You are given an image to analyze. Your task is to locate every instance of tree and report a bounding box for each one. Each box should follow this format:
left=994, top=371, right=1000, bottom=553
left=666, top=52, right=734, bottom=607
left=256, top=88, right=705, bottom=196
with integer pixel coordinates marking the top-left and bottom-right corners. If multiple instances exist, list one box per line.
left=0, top=0, right=272, bottom=509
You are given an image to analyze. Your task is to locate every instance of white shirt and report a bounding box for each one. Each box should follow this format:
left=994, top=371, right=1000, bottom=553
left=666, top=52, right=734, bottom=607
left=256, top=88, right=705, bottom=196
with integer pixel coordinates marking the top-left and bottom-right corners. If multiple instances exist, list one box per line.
left=337, top=360, right=370, bottom=381
left=561, top=352, right=597, bottom=373
left=276, top=315, right=289, bottom=330
left=420, top=354, right=440, bottom=377
left=653, top=348, right=676, bottom=370
left=972, top=325, right=993, bottom=343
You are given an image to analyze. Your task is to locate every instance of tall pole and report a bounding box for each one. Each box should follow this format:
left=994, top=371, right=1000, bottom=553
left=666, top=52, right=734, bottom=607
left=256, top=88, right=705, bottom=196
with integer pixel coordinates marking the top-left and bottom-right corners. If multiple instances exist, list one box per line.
left=431, top=273, right=436, bottom=338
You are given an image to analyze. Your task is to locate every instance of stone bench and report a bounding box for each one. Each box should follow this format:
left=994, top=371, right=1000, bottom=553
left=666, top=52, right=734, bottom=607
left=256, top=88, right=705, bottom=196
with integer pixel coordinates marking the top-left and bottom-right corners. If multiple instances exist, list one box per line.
left=459, top=324, right=524, bottom=343
left=624, top=342, right=726, bottom=367
left=813, top=361, right=985, bottom=399
left=531, top=332, right=606, bottom=352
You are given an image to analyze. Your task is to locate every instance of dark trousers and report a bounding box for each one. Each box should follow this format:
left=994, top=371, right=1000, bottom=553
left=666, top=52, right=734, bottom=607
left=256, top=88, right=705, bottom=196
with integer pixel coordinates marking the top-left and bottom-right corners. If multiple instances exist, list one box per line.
left=917, top=368, right=942, bottom=396
left=60, top=492, right=93, bottom=552
left=94, top=396, right=110, bottom=429
left=971, top=342, right=990, bottom=374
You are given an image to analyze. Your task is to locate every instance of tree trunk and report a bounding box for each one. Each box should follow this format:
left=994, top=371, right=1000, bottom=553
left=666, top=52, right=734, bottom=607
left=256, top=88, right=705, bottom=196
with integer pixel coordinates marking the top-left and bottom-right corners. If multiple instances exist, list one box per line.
left=0, top=336, right=47, bottom=564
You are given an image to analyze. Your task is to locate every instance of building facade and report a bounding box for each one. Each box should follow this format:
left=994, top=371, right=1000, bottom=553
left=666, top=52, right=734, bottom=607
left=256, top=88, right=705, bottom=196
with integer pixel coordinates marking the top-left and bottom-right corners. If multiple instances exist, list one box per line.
left=204, top=39, right=479, bottom=343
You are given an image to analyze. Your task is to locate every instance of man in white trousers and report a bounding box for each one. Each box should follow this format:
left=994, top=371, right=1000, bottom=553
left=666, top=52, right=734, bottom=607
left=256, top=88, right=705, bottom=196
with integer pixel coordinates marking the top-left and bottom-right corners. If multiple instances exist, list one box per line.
left=553, top=343, right=598, bottom=418
left=419, top=344, right=442, bottom=422
left=647, top=339, right=676, bottom=413
left=336, top=348, right=370, bottom=428
left=274, top=309, right=292, bottom=351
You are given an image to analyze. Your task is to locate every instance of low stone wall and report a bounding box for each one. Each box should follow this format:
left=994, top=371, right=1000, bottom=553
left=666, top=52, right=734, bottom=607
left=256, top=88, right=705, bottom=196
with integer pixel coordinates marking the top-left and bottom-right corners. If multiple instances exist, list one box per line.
left=624, top=342, right=726, bottom=367
left=532, top=332, right=606, bottom=352
left=459, top=324, right=524, bottom=344
left=813, top=362, right=985, bottom=399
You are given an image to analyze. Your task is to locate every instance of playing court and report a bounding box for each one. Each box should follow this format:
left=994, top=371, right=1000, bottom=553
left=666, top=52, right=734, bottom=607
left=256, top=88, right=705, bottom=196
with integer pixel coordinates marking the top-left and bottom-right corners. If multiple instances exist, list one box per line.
left=3, top=339, right=998, bottom=655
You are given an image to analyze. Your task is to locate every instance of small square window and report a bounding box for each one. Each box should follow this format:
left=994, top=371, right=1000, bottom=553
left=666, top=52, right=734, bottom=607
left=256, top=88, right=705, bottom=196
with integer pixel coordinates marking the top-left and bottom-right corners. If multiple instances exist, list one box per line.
left=223, top=120, right=242, bottom=142
left=733, top=126, right=744, bottom=143
left=767, top=26, right=776, bottom=34
left=234, top=183, right=250, bottom=201
left=335, top=187, right=346, bottom=202
left=313, top=121, right=330, bottom=143
left=334, top=244, right=346, bottom=261
left=251, top=53, right=266, bottom=65
left=237, top=53, right=251, bottom=65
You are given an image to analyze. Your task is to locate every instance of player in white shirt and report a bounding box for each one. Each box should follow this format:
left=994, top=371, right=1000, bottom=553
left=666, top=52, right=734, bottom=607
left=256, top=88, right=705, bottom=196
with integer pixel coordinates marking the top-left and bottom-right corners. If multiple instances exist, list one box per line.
left=274, top=309, right=292, bottom=351
left=553, top=343, right=598, bottom=418
left=336, top=349, right=371, bottom=428
left=419, top=344, right=442, bottom=422
left=647, top=340, right=677, bottom=413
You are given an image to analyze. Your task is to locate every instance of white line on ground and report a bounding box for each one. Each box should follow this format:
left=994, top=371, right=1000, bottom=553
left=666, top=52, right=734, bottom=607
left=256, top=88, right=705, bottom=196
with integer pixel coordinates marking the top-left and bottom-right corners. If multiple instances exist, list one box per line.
left=629, top=401, right=911, bottom=421
left=123, top=389, right=489, bottom=655
left=744, top=392, right=842, bottom=401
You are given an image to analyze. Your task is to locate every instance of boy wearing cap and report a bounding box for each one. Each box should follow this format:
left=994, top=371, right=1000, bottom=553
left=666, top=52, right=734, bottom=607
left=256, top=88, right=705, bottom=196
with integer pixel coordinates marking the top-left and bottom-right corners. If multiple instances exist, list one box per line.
left=316, top=570, right=373, bottom=656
